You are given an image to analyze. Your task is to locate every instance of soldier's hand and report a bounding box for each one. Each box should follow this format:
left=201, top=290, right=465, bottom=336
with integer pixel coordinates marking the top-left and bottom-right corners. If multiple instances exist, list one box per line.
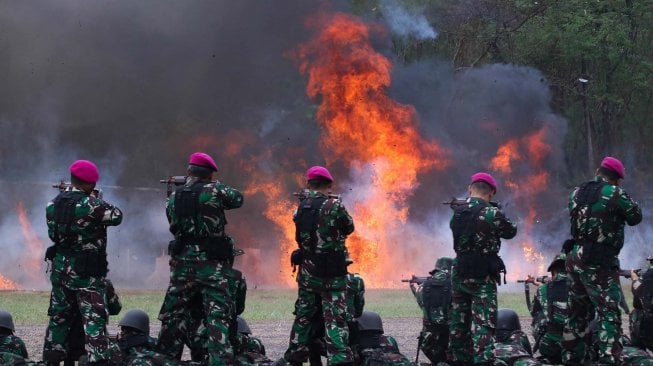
left=631, top=270, right=639, bottom=281
left=525, top=275, right=535, bottom=284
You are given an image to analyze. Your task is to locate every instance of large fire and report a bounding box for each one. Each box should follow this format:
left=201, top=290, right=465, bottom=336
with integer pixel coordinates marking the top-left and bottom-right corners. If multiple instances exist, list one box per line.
left=17, top=201, right=47, bottom=286
left=490, top=126, right=552, bottom=279
left=292, top=13, right=450, bottom=286
left=0, top=273, right=19, bottom=291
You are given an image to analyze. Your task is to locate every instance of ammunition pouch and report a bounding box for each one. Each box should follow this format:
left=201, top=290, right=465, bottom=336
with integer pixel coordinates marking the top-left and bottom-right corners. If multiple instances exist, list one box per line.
left=306, top=250, right=347, bottom=278
left=168, top=240, right=183, bottom=256
left=290, top=249, right=304, bottom=266
left=45, top=245, right=57, bottom=261
left=422, top=277, right=451, bottom=317
left=579, top=241, right=620, bottom=267
left=72, top=251, right=108, bottom=277
left=456, top=253, right=506, bottom=284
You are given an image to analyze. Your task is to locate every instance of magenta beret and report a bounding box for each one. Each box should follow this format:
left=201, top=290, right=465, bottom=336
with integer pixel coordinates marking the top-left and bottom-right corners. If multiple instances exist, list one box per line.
left=600, top=156, right=625, bottom=179
left=69, top=160, right=99, bottom=183
left=470, top=172, right=497, bottom=193
left=189, top=152, right=218, bottom=172
left=306, top=166, right=334, bottom=182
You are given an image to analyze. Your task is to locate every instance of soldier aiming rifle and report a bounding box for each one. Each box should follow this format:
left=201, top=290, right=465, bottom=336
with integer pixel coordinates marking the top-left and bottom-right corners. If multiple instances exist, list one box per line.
left=516, top=275, right=548, bottom=313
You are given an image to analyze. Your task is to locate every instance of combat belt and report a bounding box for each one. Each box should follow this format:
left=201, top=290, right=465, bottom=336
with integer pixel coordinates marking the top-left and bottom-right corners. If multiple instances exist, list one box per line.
left=569, top=180, right=621, bottom=267
left=451, top=201, right=506, bottom=284
left=293, top=195, right=347, bottom=278
left=45, top=190, right=108, bottom=277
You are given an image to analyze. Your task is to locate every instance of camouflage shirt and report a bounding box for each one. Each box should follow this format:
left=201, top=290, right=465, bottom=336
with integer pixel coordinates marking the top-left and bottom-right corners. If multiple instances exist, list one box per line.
left=358, top=335, right=412, bottom=366
left=494, top=330, right=535, bottom=364
left=346, top=273, right=365, bottom=320
left=166, top=176, right=243, bottom=260
left=46, top=187, right=123, bottom=252
left=416, top=269, right=451, bottom=326
left=569, top=176, right=642, bottom=251
left=0, top=334, right=28, bottom=358
left=450, top=197, right=517, bottom=255
left=530, top=272, right=568, bottom=337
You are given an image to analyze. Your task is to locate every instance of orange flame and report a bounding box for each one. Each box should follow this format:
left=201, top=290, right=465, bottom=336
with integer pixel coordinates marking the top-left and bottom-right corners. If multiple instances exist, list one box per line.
left=491, top=126, right=552, bottom=279
left=17, top=201, right=46, bottom=286
left=294, top=13, right=449, bottom=286
left=0, top=273, right=19, bottom=291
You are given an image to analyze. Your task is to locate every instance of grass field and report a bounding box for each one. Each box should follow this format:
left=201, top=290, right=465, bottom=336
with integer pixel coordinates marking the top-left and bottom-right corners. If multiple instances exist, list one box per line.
left=0, top=287, right=599, bottom=325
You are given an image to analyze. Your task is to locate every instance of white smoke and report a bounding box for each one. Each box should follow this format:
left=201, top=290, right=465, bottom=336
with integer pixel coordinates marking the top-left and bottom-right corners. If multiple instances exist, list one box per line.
left=380, top=0, right=438, bottom=40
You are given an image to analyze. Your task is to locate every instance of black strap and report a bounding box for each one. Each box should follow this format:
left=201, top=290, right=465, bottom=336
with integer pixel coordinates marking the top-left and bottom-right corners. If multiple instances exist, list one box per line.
left=294, top=196, right=327, bottom=250
left=422, top=276, right=451, bottom=322
left=52, top=191, right=85, bottom=246
left=571, top=180, right=609, bottom=239
left=547, top=279, right=568, bottom=331
left=451, top=202, right=488, bottom=248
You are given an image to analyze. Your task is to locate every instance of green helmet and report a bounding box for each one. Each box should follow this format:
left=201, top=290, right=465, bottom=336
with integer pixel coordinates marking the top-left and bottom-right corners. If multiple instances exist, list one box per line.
left=647, top=255, right=653, bottom=262
left=356, top=310, right=383, bottom=334
left=547, top=253, right=567, bottom=272
left=237, top=316, right=251, bottom=334
left=435, top=257, right=454, bottom=271
left=0, top=309, right=15, bottom=331
left=118, top=309, right=150, bottom=335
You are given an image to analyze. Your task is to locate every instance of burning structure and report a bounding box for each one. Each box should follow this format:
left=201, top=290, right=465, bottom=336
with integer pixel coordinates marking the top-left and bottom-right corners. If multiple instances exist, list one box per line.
left=0, top=2, right=647, bottom=290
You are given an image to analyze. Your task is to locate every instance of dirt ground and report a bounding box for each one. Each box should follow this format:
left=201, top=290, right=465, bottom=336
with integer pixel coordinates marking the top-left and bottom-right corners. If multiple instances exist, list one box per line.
left=16, top=316, right=536, bottom=362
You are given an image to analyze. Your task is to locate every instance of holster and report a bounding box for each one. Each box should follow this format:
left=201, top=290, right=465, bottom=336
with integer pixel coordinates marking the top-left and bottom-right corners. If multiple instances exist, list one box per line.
left=44, top=245, right=57, bottom=261
left=168, top=240, right=183, bottom=256
left=290, top=249, right=304, bottom=266
left=562, top=239, right=575, bottom=254
left=72, top=251, right=108, bottom=277
left=198, top=236, right=234, bottom=260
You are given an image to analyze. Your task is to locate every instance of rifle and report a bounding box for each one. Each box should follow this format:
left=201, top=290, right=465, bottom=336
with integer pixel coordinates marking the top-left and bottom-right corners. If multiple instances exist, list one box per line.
left=53, top=180, right=103, bottom=199
left=401, top=275, right=429, bottom=285
left=159, top=176, right=187, bottom=197
left=442, top=197, right=502, bottom=209
left=619, top=269, right=642, bottom=278
left=415, top=333, right=422, bottom=364
left=517, top=275, right=549, bottom=284
left=516, top=276, right=548, bottom=313
left=292, top=188, right=341, bottom=201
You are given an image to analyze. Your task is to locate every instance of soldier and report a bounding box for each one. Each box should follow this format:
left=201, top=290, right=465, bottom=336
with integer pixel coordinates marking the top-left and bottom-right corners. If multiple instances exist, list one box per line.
left=308, top=269, right=366, bottom=366
left=629, top=255, right=653, bottom=351
left=43, top=159, right=123, bottom=366
left=157, top=152, right=244, bottom=366
left=106, top=309, right=162, bottom=365
left=562, top=156, right=642, bottom=365
left=529, top=253, right=568, bottom=364
left=448, top=172, right=517, bottom=365
left=233, top=316, right=273, bottom=365
left=355, top=311, right=413, bottom=366
left=494, top=309, right=542, bottom=366
left=588, top=319, right=653, bottom=366
left=0, top=309, right=28, bottom=359
left=409, top=256, right=452, bottom=364
left=278, top=166, right=355, bottom=366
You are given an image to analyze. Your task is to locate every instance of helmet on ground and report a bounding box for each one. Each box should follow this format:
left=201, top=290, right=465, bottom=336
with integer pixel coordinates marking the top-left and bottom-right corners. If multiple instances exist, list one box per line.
left=547, top=253, right=567, bottom=273
left=0, top=309, right=15, bottom=331
left=118, top=309, right=150, bottom=335
left=496, top=308, right=520, bottom=343
left=237, top=316, right=251, bottom=334
left=357, top=310, right=383, bottom=334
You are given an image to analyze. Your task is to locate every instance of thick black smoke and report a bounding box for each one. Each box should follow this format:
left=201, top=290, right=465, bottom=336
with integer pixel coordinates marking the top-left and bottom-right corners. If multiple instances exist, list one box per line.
left=0, top=1, right=647, bottom=288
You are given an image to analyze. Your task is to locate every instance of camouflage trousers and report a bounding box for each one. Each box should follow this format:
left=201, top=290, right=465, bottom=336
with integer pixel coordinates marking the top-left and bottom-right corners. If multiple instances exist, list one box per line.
left=621, top=346, right=653, bottom=366
left=536, top=331, right=563, bottom=364
left=157, top=259, right=237, bottom=366
left=449, top=275, right=497, bottom=364
left=562, top=249, right=623, bottom=365
left=43, top=262, right=109, bottom=363
left=629, top=308, right=653, bottom=351
left=419, top=323, right=449, bottom=364
left=284, top=286, right=353, bottom=365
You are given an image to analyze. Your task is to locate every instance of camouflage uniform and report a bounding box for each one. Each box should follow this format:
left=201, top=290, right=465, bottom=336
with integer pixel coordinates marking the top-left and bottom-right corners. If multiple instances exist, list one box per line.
left=43, top=187, right=123, bottom=364
left=620, top=346, right=653, bottom=366
left=0, top=334, right=28, bottom=358
left=562, top=176, right=642, bottom=365
left=494, top=330, right=541, bottom=366
left=157, top=176, right=244, bottom=366
left=357, top=335, right=413, bottom=366
left=449, top=197, right=517, bottom=364
left=630, top=262, right=653, bottom=351
left=234, top=333, right=272, bottom=365
left=283, top=190, right=355, bottom=365
left=414, top=267, right=451, bottom=364
left=529, top=272, right=568, bottom=364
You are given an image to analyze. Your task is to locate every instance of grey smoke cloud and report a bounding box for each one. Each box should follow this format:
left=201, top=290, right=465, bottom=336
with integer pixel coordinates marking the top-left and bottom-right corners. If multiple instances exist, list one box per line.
left=0, top=1, right=647, bottom=288
left=380, top=0, right=438, bottom=40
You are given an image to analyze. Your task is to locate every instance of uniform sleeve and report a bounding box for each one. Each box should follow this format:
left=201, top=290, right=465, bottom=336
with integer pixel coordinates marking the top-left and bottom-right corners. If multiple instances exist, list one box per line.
left=354, top=276, right=365, bottom=318
left=46, top=201, right=57, bottom=242
left=615, top=188, right=642, bottom=226
left=492, top=209, right=517, bottom=239
left=235, top=272, right=247, bottom=316
left=18, top=337, right=28, bottom=358
left=91, top=198, right=123, bottom=226
left=216, top=183, right=244, bottom=210
left=334, top=201, right=355, bottom=236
